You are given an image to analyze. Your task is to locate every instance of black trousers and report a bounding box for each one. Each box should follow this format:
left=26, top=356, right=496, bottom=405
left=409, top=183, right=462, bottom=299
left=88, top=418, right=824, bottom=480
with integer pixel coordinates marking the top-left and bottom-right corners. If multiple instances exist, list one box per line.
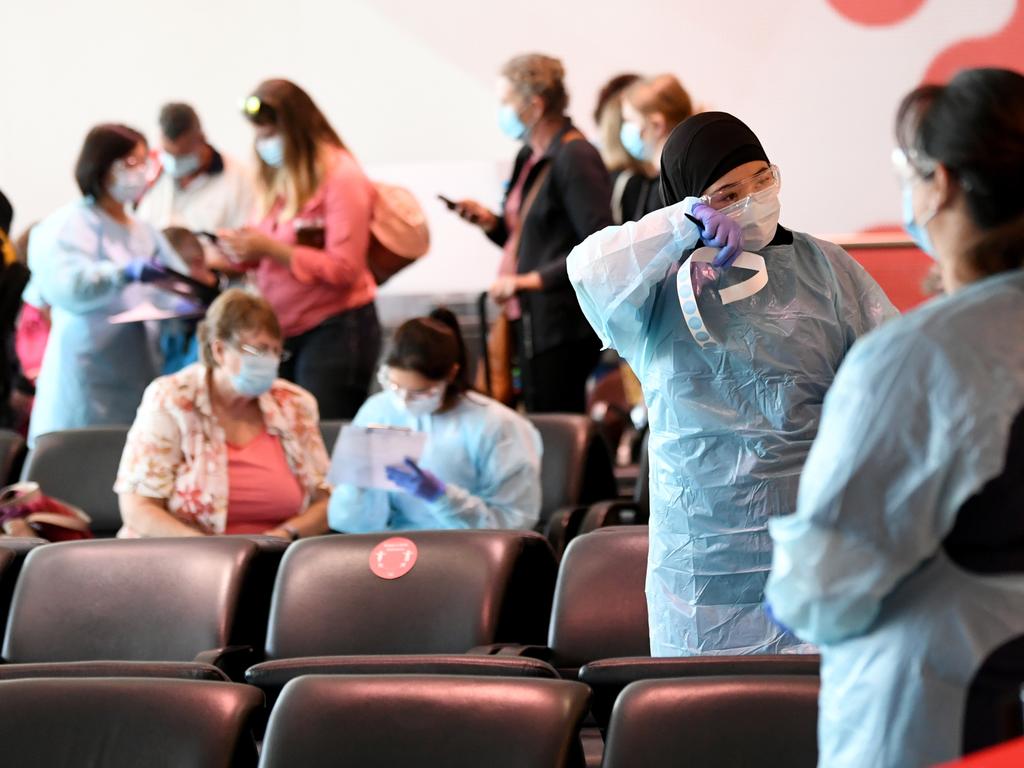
left=279, top=302, right=381, bottom=420
left=515, top=323, right=601, bottom=414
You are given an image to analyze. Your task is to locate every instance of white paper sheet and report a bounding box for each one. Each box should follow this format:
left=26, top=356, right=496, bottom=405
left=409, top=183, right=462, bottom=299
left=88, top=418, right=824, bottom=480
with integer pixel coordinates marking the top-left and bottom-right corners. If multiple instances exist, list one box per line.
left=328, top=425, right=429, bottom=490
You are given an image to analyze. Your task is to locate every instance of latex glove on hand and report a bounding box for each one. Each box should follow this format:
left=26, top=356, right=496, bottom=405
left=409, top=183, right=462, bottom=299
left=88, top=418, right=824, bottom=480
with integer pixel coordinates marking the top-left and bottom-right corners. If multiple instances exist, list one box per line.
left=385, top=458, right=446, bottom=502
left=688, top=203, right=743, bottom=268
left=123, top=258, right=168, bottom=283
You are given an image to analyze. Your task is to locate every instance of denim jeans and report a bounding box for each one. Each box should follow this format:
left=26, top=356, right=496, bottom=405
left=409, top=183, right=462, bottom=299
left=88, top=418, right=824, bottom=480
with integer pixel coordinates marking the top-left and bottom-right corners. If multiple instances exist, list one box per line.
left=279, top=302, right=382, bottom=420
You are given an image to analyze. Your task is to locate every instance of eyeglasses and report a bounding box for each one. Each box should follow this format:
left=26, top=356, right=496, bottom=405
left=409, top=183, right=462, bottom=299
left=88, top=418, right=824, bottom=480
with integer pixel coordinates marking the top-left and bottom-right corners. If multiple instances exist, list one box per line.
left=238, top=343, right=291, bottom=363
left=376, top=367, right=445, bottom=401
left=891, top=147, right=936, bottom=181
left=700, top=164, right=781, bottom=210
left=113, top=156, right=152, bottom=172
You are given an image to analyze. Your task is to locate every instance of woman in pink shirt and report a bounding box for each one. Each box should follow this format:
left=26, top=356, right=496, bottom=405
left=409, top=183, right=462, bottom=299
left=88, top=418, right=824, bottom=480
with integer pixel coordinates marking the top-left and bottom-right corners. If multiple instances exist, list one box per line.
left=115, top=289, right=330, bottom=540
left=218, top=79, right=380, bottom=419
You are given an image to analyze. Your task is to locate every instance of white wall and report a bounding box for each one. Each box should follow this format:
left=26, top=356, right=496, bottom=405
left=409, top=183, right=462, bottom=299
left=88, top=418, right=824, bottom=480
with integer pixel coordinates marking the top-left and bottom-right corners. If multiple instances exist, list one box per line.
left=1, top=0, right=1013, bottom=295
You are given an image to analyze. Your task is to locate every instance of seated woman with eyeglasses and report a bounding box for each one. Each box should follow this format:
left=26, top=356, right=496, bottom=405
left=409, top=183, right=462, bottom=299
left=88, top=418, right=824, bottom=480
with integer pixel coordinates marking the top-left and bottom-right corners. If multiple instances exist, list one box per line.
left=327, top=309, right=542, bottom=533
left=115, top=288, right=331, bottom=540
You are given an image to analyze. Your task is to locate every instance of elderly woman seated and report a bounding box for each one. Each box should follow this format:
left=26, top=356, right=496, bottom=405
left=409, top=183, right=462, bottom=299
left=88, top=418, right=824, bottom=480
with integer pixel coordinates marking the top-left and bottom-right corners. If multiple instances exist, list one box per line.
left=115, top=288, right=330, bottom=539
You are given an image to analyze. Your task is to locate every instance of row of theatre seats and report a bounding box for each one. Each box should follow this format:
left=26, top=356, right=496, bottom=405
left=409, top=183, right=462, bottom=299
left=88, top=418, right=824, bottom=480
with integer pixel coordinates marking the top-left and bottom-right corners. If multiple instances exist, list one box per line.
left=0, top=412, right=627, bottom=553
left=0, top=528, right=821, bottom=767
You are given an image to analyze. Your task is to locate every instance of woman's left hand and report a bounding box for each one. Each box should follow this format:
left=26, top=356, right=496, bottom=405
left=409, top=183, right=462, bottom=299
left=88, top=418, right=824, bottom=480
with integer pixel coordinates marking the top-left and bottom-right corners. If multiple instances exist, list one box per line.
left=489, top=271, right=543, bottom=305
left=262, top=526, right=293, bottom=540
left=217, top=228, right=291, bottom=266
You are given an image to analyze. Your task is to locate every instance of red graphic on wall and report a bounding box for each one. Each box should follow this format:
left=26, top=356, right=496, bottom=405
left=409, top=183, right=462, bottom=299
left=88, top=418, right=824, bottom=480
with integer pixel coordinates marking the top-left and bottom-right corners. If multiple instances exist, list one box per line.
left=827, top=0, right=926, bottom=26
left=923, top=1, right=1024, bottom=83
left=369, top=537, right=419, bottom=580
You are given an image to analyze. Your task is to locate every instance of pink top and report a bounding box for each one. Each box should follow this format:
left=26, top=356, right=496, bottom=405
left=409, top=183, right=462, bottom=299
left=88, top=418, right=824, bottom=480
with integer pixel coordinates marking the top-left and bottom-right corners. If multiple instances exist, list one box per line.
left=253, top=148, right=377, bottom=338
left=498, top=151, right=540, bottom=320
left=115, top=363, right=330, bottom=536
left=224, top=430, right=305, bottom=534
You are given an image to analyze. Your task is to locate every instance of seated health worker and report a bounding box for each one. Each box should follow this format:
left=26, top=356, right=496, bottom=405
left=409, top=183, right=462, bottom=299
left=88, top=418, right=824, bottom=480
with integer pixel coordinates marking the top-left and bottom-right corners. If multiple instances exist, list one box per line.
left=766, top=67, right=1024, bottom=768
left=115, top=289, right=330, bottom=540
left=328, top=309, right=542, bottom=533
left=568, top=111, right=898, bottom=657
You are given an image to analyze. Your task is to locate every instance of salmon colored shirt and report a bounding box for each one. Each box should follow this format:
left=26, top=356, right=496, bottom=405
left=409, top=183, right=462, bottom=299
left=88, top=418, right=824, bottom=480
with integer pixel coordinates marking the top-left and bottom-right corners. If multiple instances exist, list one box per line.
left=253, top=148, right=377, bottom=338
left=224, top=430, right=305, bottom=534
left=114, top=363, right=330, bottom=536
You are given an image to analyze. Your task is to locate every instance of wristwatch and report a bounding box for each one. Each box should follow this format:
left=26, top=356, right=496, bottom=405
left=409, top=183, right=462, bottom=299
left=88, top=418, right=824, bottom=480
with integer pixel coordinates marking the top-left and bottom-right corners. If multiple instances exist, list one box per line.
left=283, top=525, right=301, bottom=542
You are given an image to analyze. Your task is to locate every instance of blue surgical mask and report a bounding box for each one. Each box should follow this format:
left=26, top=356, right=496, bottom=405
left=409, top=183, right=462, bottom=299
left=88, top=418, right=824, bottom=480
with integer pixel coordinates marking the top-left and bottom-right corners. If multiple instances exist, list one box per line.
left=901, top=181, right=937, bottom=260
left=160, top=150, right=201, bottom=179
left=498, top=104, right=527, bottom=141
left=620, top=121, right=649, bottom=162
left=256, top=135, right=285, bottom=168
left=230, top=353, right=279, bottom=397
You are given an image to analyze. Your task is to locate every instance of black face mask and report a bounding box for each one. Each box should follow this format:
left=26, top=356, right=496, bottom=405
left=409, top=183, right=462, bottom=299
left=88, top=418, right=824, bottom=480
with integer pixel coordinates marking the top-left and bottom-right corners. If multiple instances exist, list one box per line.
left=659, top=112, right=770, bottom=207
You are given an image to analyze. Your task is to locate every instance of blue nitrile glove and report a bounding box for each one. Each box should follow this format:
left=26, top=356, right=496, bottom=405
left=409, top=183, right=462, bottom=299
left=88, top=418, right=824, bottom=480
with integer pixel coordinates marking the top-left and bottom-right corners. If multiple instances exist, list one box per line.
left=385, top=458, right=446, bottom=502
left=688, top=202, right=743, bottom=268
left=123, top=258, right=168, bottom=283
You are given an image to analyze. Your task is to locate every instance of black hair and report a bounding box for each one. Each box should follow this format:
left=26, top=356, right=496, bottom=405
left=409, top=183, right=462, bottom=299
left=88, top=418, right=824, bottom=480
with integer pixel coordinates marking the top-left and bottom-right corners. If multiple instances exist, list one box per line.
left=386, top=307, right=472, bottom=407
left=896, top=67, right=1024, bottom=277
left=159, top=103, right=201, bottom=141
left=0, top=189, right=12, bottom=235
left=74, top=123, right=146, bottom=199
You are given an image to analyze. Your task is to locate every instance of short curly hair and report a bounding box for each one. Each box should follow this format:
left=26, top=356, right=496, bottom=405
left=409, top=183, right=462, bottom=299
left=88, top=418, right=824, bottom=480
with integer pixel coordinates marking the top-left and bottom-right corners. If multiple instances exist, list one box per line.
left=501, top=53, right=568, bottom=117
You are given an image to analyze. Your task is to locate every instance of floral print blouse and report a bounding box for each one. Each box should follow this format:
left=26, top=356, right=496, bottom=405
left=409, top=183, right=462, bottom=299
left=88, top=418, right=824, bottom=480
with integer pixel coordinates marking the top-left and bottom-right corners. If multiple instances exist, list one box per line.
left=114, top=363, right=330, bottom=536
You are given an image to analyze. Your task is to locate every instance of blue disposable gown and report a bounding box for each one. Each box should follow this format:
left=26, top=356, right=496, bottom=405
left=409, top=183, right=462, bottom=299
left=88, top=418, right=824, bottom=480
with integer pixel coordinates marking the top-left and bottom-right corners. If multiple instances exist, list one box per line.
left=767, top=269, right=1024, bottom=767
left=567, top=198, right=897, bottom=655
left=27, top=199, right=180, bottom=446
left=327, top=391, right=542, bottom=532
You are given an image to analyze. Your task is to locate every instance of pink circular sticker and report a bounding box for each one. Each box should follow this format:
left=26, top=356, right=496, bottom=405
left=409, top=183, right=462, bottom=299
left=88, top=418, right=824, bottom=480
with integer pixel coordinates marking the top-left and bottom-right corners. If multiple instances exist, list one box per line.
left=369, top=537, right=419, bottom=580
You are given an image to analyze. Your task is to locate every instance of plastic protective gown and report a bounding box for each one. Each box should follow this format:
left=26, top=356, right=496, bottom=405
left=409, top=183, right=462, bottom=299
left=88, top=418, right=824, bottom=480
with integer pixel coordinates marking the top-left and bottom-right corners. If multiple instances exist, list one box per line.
left=27, top=199, right=179, bottom=446
left=327, top=391, right=543, bottom=532
left=567, top=198, right=897, bottom=655
left=766, top=269, right=1024, bottom=768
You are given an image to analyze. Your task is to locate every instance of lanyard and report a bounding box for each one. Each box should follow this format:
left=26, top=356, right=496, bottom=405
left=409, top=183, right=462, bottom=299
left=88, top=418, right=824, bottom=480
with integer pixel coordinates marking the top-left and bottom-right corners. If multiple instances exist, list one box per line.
left=677, top=246, right=769, bottom=349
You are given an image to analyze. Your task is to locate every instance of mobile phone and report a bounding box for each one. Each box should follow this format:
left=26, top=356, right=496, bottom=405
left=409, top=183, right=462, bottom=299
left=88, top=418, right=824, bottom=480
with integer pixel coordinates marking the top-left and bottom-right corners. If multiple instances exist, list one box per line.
left=437, top=194, right=457, bottom=210
left=196, top=230, right=219, bottom=243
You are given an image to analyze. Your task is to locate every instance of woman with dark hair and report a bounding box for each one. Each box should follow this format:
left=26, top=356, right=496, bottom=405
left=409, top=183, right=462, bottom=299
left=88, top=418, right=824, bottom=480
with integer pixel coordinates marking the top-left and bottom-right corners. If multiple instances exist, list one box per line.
left=26, top=123, right=183, bottom=446
left=218, top=78, right=380, bottom=420
left=451, top=53, right=612, bottom=414
left=568, top=111, right=896, bottom=657
left=327, top=308, right=542, bottom=533
left=766, top=67, right=1024, bottom=767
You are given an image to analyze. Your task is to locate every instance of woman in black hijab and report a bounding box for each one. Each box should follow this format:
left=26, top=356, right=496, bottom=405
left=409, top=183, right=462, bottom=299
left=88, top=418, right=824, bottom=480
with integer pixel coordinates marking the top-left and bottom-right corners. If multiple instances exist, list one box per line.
left=567, top=111, right=898, bottom=657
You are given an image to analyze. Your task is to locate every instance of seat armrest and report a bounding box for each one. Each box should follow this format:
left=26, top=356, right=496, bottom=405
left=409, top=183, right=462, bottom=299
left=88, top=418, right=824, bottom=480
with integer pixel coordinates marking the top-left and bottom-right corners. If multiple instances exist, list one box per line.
left=467, top=643, right=552, bottom=661
left=194, top=645, right=256, bottom=681
left=578, top=500, right=640, bottom=535
left=543, top=506, right=588, bottom=557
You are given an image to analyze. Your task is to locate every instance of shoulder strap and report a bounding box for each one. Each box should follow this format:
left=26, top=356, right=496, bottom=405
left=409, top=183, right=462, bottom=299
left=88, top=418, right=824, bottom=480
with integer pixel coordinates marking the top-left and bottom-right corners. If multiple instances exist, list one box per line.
left=611, top=171, right=635, bottom=225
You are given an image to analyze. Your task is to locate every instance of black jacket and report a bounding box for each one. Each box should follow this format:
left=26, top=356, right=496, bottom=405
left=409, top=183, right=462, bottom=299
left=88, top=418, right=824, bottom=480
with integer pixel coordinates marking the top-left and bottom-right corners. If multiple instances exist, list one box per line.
left=488, top=120, right=612, bottom=357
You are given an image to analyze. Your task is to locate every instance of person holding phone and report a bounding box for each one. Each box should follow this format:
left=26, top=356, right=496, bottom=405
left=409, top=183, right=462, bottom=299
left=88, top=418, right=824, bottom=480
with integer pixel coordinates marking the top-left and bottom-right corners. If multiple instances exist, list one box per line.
left=217, top=79, right=380, bottom=420
left=447, top=53, right=612, bottom=414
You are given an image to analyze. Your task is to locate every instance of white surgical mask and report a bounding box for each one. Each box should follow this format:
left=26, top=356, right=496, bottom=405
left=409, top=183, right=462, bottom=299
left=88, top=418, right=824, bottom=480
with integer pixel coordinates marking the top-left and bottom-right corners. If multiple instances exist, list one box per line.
left=108, top=164, right=148, bottom=205
left=719, top=188, right=782, bottom=251
left=160, top=150, right=201, bottom=179
left=391, top=387, right=445, bottom=417
left=256, top=135, right=285, bottom=168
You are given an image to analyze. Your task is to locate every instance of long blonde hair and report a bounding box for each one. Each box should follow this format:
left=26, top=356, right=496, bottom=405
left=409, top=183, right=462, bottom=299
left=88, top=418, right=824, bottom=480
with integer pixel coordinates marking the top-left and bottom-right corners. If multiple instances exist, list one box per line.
left=244, top=79, right=346, bottom=219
